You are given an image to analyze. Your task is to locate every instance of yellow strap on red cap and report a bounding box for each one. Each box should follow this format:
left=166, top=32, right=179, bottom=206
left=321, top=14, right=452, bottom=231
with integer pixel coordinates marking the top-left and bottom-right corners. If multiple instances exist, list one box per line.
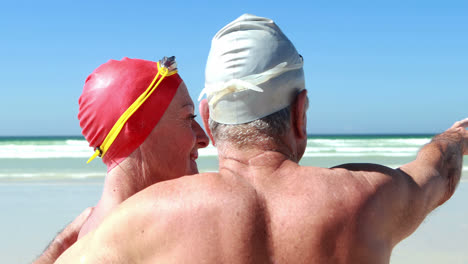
left=87, top=60, right=178, bottom=163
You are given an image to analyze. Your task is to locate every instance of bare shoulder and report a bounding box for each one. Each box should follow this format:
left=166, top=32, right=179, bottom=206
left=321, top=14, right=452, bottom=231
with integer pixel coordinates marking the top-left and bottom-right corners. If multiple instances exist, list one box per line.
left=57, top=173, right=261, bottom=263
left=276, top=164, right=383, bottom=231
left=294, top=165, right=378, bottom=203
left=328, top=163, right=421, bottom=212
left=287, top=165, right=414, bottom=260
left=322, top=163, right=427, bottom=247
left=118, top=172, right=262, bottom=262
left=104, top=171, right=259, bottom=226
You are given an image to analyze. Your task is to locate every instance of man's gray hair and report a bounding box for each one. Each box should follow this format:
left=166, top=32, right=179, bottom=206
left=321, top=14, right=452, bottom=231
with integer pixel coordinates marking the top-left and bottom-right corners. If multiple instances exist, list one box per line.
left=209, top=106, right=292, bottom=149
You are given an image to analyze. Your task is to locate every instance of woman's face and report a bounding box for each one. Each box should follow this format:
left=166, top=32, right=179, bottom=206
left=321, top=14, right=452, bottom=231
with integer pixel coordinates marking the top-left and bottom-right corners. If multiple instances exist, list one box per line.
left=138, top=82, right=209, bottom=182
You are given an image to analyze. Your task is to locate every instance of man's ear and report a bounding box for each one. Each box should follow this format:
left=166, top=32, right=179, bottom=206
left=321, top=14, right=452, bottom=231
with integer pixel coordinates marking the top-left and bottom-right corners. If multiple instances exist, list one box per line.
left=292, top=89, right=308, bottom=139
left=199, top=99, right=215, bottom=145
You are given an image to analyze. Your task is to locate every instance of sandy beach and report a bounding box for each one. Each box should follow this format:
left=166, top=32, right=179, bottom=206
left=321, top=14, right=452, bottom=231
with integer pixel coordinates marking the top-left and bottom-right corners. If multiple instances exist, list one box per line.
left=0, top=179, right=103, bottom=263
left=391, top=180, right=468, bottom=264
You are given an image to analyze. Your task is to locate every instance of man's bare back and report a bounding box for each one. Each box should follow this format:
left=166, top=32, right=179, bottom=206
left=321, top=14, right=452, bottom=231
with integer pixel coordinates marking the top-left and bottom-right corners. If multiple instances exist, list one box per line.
left=57, top=119, right=466, bottom=264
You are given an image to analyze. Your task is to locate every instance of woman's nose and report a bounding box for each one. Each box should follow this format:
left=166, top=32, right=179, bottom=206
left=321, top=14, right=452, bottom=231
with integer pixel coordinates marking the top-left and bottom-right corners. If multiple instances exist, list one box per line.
left=193, top=120, right=209, bottom=148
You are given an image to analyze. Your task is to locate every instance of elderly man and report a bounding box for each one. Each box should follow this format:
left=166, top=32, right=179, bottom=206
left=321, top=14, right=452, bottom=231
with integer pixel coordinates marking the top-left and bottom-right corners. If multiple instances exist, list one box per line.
left=56, top=14, right=467, bottom=263
left=34, top=57, right=209, bottom=263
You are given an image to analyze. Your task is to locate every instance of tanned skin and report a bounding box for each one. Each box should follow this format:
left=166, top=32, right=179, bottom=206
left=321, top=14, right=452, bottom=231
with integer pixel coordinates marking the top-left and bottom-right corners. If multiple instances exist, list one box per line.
left=56, top=91, right=467, bottom=264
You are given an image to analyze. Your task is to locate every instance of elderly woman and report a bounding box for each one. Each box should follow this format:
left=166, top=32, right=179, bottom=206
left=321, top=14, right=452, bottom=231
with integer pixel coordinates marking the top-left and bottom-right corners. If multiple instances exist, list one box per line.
left=34, top=56, right=208, bottom=263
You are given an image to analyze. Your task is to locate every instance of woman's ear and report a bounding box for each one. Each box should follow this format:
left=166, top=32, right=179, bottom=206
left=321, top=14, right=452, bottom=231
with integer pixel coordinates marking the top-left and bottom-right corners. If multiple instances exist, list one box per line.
left=199, top=99, right=215, bottom=145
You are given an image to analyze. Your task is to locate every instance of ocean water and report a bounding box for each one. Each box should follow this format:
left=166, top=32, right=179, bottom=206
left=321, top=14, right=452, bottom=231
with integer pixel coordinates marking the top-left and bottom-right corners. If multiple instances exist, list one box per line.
left=0, top=135, right=466, bottom=181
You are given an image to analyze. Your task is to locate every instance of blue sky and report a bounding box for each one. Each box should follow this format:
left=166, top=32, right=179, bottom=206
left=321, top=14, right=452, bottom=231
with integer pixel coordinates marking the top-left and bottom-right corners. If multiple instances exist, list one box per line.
left=0, top=0, right=466, bottom=136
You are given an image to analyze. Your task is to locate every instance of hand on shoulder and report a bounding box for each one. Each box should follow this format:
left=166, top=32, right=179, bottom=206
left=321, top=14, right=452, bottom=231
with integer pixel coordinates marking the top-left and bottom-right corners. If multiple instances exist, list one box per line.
left=33, top=207, right=93, bottom=264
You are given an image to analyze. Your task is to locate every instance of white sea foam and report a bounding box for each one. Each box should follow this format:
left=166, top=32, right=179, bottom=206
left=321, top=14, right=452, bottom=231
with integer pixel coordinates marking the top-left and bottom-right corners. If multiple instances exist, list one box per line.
left=1, top=138, right=218, bottom=159
left=305, top=147, right=419, bottom=153
left=0, top=172, right=105, bottom=179
left=198, top=146, right=218, bottom=157
left=1, top=136, right=466, bottom=180
left=307, top=138, right=430, bottom=147
left=65, top=139, right=89, bottom=145
left=302, top=137, right=431, bottom=157
left=0, top=136, right=437, bottom=159
left=0, top=143, right=93, bottom=158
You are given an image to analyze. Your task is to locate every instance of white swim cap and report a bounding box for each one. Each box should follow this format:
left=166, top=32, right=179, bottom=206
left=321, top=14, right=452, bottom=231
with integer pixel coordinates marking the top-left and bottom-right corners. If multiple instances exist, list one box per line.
left=200, top=14, right=305, bottom=124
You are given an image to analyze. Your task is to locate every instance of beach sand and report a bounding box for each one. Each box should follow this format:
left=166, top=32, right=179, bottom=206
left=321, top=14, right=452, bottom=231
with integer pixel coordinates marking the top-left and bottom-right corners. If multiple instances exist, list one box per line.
left=0, top=179, right=103, bottom=263
left=1, top=177, right=466, bottom=263
left=391, top=179, right=468, bottom=264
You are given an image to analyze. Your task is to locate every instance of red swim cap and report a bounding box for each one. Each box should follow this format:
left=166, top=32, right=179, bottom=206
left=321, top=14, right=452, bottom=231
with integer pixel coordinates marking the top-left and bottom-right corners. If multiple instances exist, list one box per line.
left=78, top=57, right=182, bottom=171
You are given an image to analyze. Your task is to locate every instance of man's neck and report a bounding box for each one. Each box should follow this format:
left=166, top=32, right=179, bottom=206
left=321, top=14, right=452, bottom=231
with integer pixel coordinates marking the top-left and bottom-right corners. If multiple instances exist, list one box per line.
left=217, top=144, right=297, bottom=179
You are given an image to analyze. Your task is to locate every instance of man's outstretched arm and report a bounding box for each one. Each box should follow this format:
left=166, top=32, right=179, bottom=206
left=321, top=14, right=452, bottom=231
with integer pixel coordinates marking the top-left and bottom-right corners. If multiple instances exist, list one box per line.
left=385, top=118, right=467, bottom=243
left=333, top=118, right=467, bottom=247
left=391, top=119, right=467, bottom=241
left=33, top=207, right=93, bottom=264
